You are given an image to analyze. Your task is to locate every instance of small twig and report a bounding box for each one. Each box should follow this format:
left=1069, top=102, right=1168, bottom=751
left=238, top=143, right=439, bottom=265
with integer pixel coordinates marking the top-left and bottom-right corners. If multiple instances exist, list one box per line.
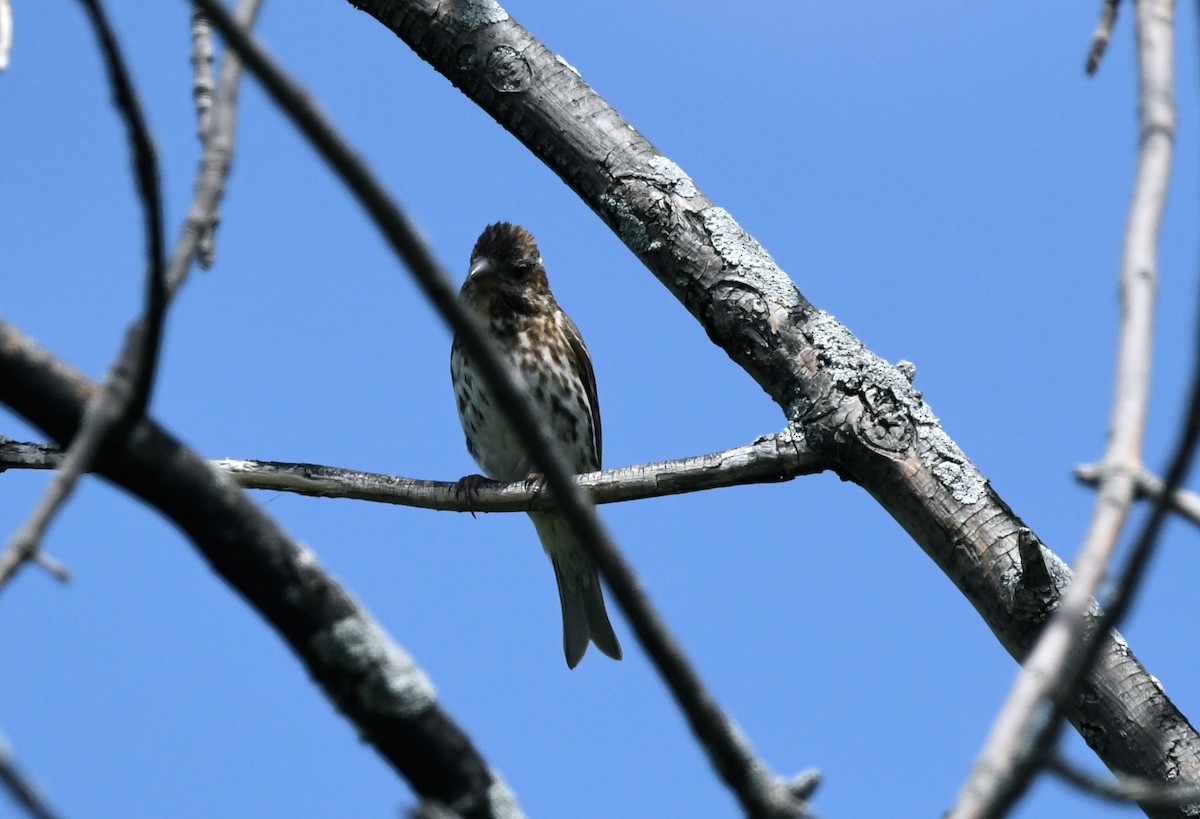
left=0, top=432, right=822, bottom=511
left=1086, top=0, right=1122, bottom=74
left=31, top=552, right=71, bottom=582
left=0, top=732, right=63, bottom=819
left=1011, top=527, right=1054, bottom=622
left=187, top=3, right=813, bottom=815
left=1047, top=755, right=1200, bottom=809
left=1015, top=528, right=1051, bottom=593
left=1075, top=462, right=1200, bottom=527
left=785, top=770, right=822, bottom=802
left=190, top=7, right=215, bottom=137
left=0, top=0, right=167, bottom=590
left=176, top=0, right=262, bottom=279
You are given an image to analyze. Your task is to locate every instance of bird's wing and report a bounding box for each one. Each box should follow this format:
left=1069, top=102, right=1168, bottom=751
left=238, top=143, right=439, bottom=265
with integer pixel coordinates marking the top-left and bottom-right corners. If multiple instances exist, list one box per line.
left=559, top=311, right=601, bottom=468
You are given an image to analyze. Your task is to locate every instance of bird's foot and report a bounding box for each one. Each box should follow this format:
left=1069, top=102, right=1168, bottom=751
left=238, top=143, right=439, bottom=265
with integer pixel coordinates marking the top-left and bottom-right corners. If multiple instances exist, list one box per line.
left=524, top=472, right=547, bottom=510
left=453, top=473, right=495, bottom=519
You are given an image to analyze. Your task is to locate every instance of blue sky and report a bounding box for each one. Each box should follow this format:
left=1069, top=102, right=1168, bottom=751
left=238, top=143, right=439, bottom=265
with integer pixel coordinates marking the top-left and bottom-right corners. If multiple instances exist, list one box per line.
left=3, top=2, right=1200, bottom=817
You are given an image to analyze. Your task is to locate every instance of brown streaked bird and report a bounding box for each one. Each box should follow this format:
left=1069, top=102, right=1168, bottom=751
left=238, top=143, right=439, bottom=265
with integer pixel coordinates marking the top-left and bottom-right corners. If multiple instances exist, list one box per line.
left=450, top=222, right=622, bottom=668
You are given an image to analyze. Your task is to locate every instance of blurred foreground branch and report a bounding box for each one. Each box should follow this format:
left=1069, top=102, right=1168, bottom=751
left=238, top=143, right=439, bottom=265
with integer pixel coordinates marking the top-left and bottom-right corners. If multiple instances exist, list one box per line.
left=1075, top=462, right=1200, bottom=528
left=0, top=0, right=166, bottom=590
left=0, top=320, right=523, bottom=819
left=0, top=731, right=61, bottom=819
left=949, top=2, right=1179, bottom=816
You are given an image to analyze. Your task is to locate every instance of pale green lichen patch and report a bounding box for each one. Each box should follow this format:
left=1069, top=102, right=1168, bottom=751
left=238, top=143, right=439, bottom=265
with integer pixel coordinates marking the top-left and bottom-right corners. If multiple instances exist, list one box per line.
left=917, top=422, right=986, bottom=505
left=601, top=193, right=653, bottom=253
left=806, top=311, right=987, bottom=505
left=460, top=0, right=509, bottom=29
left=647, top=155, right=698, bottom=198
left=312, top=616, right=437, bottom=717
left=806, top=310, right=872, bottom=388
left=701, top=207, right=798, bottom=306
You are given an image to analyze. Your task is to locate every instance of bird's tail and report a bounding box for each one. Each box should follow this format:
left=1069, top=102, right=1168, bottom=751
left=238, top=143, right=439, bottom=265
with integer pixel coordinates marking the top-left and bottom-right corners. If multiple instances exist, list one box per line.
left=529, top=511, right=622, bottom=668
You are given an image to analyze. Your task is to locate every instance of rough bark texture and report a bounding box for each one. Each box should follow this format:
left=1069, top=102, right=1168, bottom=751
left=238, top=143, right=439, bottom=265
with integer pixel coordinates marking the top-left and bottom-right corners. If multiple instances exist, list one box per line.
left=0, top=323, right=520, bottom=819
left=348, top=0, right=1200, bottom=809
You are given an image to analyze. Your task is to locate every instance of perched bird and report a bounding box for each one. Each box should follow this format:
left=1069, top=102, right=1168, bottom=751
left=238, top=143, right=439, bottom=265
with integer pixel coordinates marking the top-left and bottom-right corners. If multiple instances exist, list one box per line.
left=450, top=222, right=622, bottom=668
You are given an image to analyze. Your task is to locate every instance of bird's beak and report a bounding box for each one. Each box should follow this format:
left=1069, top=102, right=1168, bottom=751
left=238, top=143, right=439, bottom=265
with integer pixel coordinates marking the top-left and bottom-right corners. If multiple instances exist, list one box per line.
left=468, top=257, right=493, bottom=279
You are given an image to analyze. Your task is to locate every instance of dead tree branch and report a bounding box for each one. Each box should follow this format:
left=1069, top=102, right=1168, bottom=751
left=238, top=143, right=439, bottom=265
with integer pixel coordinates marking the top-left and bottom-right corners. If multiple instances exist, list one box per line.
left=0, top=430, right=822, bottom=511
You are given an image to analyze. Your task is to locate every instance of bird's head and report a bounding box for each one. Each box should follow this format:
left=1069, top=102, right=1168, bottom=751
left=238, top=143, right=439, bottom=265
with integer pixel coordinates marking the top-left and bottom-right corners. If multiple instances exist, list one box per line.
left=464, top=223, right=551, bottom=305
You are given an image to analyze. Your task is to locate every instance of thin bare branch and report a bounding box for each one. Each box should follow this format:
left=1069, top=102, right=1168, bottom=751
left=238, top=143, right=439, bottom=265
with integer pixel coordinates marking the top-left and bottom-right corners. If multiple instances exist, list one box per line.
left=186, top=3, right=813, bottom=815
left=0, top=0, right=167, bottom=588
left=190, top=7, right=215, bottom=136
left=75, top=0, right=166, bottom=420
left=1086, top=0, right=1122, bottom=74
left=0, top=732, right=63, bottom=819
left=1005, top=330, right=1200, bottom=815
left=0, top=431, right=822, bottom=511
left=29, top=551, right=71, bottom=581
left=1075, top=462, right=1200, bottom=527
left=0, top=440, right=61, bottom=468
left=176, top=0, right=262, bottom=282
left=950, top=1, right=1176, bottom=817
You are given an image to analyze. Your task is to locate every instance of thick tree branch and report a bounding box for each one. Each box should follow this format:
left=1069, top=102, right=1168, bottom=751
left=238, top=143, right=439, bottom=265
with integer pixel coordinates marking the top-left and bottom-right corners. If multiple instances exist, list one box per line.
left=0, top=321, right=522, bottom=819
left=339, top=0, right=1200, bottom=813
left=0, top=431, right=823, bottom=511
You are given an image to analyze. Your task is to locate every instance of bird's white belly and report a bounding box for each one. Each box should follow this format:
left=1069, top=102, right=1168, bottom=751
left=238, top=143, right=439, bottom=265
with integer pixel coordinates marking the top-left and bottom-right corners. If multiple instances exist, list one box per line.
left=451, top=343, right=594, bottom=482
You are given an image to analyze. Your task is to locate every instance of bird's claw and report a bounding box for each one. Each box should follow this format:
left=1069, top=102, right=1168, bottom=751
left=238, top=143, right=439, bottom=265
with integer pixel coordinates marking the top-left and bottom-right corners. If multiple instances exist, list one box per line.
left=524, top=472, right=547, bottom=511
left=454, top=473, right=493, bottom=519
